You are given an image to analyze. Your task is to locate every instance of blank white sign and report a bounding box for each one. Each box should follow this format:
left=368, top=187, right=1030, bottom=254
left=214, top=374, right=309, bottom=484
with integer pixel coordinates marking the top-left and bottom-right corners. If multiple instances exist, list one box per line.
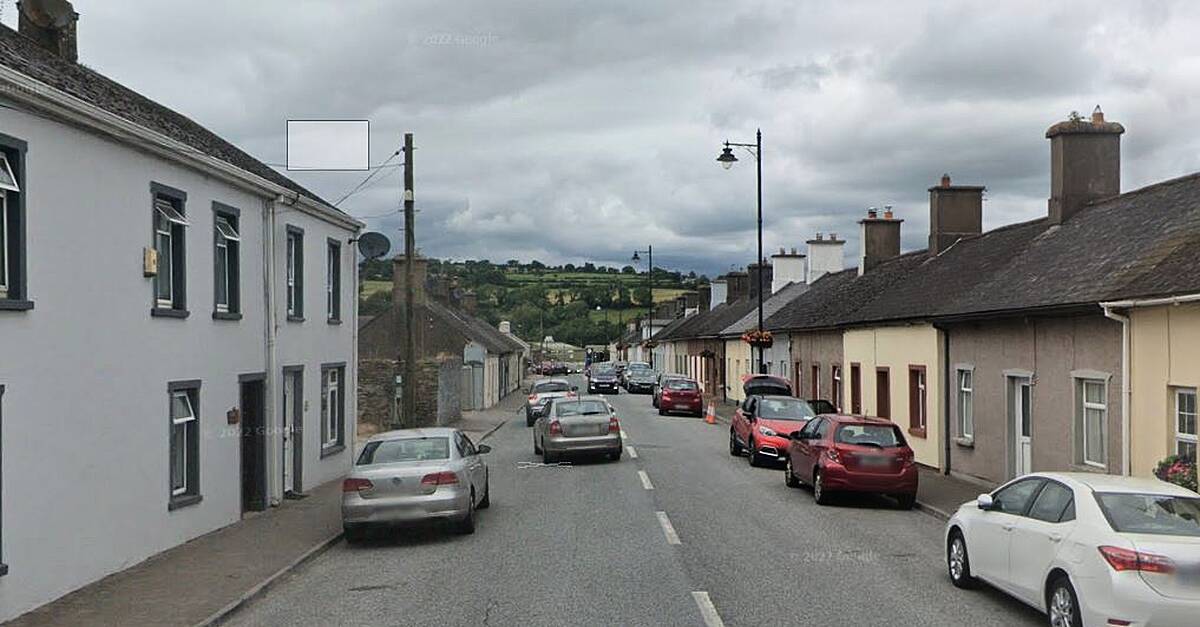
left=286, top=120, right=370, bottom=171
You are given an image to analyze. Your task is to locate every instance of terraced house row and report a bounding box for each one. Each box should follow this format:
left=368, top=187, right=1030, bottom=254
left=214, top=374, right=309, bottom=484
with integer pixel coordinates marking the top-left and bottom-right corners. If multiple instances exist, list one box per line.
left=649, top=108, right=1200, bottom=488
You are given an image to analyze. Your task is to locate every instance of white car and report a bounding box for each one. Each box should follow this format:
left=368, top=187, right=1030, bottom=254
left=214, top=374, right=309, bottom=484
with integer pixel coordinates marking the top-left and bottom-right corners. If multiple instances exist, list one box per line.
left=944, top=472, right=1200, bottom=626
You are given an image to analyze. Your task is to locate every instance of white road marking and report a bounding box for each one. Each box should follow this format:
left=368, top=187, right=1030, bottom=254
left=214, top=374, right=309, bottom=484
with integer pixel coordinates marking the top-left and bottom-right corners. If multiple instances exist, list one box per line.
left=626, top=445, right=638, bottom=458
left=656, top=511, right=681, bottom=545
left=620, top=429, right=629, bottom=439
left=638, top=470, right=654, bottom=490
left=691, top=592, right=725, bottom=627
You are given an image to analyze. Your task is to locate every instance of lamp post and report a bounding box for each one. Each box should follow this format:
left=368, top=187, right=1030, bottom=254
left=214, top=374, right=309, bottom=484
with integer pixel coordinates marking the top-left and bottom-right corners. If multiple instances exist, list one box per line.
left=717, top=129, right=765, bottom=375
left=631, top=246, right=653, bottom=368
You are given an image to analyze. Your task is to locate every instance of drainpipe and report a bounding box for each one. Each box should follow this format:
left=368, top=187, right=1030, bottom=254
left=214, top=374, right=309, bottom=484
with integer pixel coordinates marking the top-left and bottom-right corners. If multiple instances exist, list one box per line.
left=263, top=195, right=281, bottom=504
left=934, top=322, right=952, bottom=475
left=1101, top=304, right=1131, bottom=476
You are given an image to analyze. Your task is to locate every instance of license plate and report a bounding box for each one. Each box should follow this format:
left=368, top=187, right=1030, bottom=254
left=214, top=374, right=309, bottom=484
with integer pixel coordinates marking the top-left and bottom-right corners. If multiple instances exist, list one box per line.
left=860, top=456, right=890, bottom=466
left=675, top=404, right=690, bottom=409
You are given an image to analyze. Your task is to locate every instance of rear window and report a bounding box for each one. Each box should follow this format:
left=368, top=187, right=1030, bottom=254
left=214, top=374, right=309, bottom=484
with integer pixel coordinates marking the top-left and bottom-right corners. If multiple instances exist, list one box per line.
left=666, top=380, right=698, bottom=391
left=1095, top=493, right=1200, bottom=537
left=758, top=398, right=815, bottom=420
left=357, top=437, right=450, bottom=465
left=834, top=423, right=905, bottom=448
left=533, top=381, right=570, bottom=393
left=555, top=400, right=609, bottom=416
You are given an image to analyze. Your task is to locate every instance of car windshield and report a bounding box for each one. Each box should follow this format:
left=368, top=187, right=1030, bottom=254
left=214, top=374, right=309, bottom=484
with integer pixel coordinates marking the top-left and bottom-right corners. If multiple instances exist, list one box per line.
left=555, top=400, right=609, bottom=416
left=834, top=424, right=905, bottom=448
left=757, top=398, right=814, bottom=420
left=1095, top=493, right=1200, bottom=537
left=356, top=437, right=450, bottom=465
left=533, top=381, right=570, bottom=393
left=666, top=380, right=698, bottom=390
left=593, top=366, right=615, bottom=374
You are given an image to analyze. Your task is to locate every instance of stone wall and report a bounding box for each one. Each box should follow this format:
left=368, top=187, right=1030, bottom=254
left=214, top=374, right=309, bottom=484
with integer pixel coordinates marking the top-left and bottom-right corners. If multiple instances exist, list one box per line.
left=358, top=358, right=398, bottom=433
left=436, top=357, right=464, bottom=425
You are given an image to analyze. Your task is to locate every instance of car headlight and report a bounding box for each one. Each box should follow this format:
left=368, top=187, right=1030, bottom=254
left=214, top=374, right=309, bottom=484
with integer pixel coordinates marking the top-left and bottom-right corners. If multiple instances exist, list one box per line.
left=758, top=426, right=777, bottom=437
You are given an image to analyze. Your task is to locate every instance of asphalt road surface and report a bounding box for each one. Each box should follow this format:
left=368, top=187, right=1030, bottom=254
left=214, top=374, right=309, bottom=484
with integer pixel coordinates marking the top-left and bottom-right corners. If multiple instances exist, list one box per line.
left=229, top=375, right=1044, bottom=627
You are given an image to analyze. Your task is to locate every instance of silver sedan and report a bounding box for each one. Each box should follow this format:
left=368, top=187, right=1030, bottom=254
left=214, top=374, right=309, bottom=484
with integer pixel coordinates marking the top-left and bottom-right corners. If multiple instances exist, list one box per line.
left=342, top=428, right=491, bottom=541
left=532, top=397, right=622, bottom=462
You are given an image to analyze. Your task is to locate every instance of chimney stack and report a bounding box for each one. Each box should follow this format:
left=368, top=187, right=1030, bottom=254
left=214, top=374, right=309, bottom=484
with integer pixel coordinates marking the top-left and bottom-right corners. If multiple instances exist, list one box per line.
left=748, top=263, right=772, bottom=300
left=1046, top=106, right=1124, bottom=225
left=806, top=232, right=845, bottom=283
left=461, top=291, right=478, bottom=315
left=858, top=208, right=903, bottom=275
left=499, top=321, right=512, bottom=334
left=928, top=174, right=984, bottom=254
left=392, top=255, right=429, bottom=307
left=709, top=278, right=727, bottom=309
left=18, top=0, right=79, bottom=63
left=725, top=271, right=749, bottom=303
left=770, top=247, right=807, bottom=293
left=697, top=284, right=712, bottom=312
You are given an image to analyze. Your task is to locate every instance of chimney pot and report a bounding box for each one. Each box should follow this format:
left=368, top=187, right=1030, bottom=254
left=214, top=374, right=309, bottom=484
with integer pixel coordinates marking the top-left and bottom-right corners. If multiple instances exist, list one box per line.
left=830, top=232, right=837, bottom=240
left=867, top=208, right=878, bottom=219
left=883, top=206, right=894, bottom=220
left=815, top=232, right=823, bottom=240
left=941, top=173, right=952, bottom=188
left=1091, top=105, right=1104, bottom=124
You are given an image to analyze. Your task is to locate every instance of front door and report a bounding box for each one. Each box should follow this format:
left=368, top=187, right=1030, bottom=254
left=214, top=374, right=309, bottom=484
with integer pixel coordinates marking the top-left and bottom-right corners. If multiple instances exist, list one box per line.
left=240, top=377, right=268, bottom=512
left=1013, top=380, right=1032, bottom=476
left=281, top=368, right=303, bottom=495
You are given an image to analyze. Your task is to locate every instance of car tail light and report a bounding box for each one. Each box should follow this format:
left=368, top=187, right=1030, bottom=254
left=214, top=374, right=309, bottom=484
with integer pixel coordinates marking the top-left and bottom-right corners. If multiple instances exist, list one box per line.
left=898, top=450, right=914, bottom=466
left=825, top=448, right=842, bottom=464
left=1098, top=546, right=1175, bottom=574
left=609, top=416, right=620, bottom=433
left=548, top=420, right=562, bottom=436
left=421, top=471, right=459, bottom=487
left=528, top=394, right=538, bottom=402
left=342, top=477, right=373, bottom=492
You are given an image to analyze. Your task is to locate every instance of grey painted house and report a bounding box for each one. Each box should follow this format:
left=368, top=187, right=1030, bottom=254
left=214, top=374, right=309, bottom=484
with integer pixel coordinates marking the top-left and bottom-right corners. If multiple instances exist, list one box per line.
left=0, top=17, right=359, bottom=621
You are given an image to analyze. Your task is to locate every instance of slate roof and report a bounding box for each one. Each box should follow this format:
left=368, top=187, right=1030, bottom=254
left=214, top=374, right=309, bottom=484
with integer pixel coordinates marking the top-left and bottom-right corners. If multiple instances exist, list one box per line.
left=657, top=299, right=759, bottom=341
left=0, top=24, right=332, bottom=208
left=720, top=281, right=812, bottom=336
left=763, top=252, right=929, bottom=331
left=427, top=299, right=525, bottom=354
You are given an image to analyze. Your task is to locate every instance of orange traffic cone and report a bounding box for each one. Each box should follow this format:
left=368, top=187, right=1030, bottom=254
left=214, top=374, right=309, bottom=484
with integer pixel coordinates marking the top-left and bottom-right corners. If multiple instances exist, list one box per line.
left=704, top=403, right=717, bottom=425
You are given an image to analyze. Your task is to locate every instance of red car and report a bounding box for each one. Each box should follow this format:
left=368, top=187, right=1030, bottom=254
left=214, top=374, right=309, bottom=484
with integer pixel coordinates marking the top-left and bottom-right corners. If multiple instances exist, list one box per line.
left=784, top=414, right=918, bottom=509
left=730, top=395, right=816, bottom=466
left=657, top=378, right=703, bottom=416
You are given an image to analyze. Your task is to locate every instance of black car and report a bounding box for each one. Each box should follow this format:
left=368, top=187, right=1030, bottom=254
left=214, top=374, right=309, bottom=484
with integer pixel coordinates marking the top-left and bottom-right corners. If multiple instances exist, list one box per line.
left=625, top=368, right=657, bottom=394
left=587, top=364, right=621, bottom=394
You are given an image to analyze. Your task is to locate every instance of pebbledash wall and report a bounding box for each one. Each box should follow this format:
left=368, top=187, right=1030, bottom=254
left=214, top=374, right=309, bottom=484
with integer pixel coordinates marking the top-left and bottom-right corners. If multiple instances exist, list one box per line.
left=0, top=104, right=358, bottom=619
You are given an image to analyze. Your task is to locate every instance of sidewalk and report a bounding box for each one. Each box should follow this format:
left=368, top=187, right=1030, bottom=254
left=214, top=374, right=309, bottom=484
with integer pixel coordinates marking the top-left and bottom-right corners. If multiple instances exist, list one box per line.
left=453, top=379, right=528, bottom=441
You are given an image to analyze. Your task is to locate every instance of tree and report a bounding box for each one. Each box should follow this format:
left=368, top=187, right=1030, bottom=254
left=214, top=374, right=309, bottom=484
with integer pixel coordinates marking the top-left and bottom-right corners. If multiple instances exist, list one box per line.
left=563, top=263, right=576, bottom=272
left=633, top=286, right=652, bottom=306
left=621, top=265, right=636, bottom=274
left=583, top=262, right=596, bottom=272
left=530, top=260, right=546, bottom=270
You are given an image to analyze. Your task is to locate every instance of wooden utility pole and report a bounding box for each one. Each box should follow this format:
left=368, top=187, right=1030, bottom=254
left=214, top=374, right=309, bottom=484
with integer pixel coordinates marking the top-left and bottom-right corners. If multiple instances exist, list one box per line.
left=401, top=132, right=416, bottom=428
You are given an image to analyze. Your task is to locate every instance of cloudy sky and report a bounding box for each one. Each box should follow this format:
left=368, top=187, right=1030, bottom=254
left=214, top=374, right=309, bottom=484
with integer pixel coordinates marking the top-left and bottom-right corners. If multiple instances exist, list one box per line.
left=6, top=0, right=1200, bottom=275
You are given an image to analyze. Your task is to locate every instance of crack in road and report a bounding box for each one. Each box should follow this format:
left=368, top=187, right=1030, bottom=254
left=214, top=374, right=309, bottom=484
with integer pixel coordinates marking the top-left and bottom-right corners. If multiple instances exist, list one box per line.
left=482, top=598, right=501, bottom=626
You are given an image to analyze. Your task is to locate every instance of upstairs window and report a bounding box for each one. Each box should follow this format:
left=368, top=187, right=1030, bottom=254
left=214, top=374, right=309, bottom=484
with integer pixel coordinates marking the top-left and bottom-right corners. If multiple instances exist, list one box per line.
left=286, top=226, right=304, bottom=320
left=326, top=239, right=341, bottom=322
left=151, top=184, right=189, bottom=315
left=213, top=208, right=241, bottom=317
left=0, top=138, right=30, bottom=308
left=0, top=156, right=16, bottom=300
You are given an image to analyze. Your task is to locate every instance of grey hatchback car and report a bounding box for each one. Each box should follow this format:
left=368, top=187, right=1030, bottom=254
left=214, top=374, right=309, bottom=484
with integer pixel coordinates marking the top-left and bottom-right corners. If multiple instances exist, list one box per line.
left=532, top=397, right=622, bottom=462
left=342, top=428, right=491, bottom=541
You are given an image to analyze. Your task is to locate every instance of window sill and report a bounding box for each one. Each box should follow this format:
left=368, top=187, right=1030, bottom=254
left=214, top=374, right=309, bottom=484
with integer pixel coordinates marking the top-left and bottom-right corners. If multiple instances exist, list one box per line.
left=1073, top=463, right=1107, bottom=473
left=212, top=311, right=243, bottom=321
left=320, top=443, right=345, bottom=459
left=168, top=493, right=203, bottom=511
left=954, top=436, right=975, bottom=448
left=0, top=299, right=34, bottom=311
left=152, top=307, right=190, bottom=319
left=908, top=427, right=928, bottom=438
left=288, top=315, right=305, bottom=323
left=327, top=317, right=342, bottom=325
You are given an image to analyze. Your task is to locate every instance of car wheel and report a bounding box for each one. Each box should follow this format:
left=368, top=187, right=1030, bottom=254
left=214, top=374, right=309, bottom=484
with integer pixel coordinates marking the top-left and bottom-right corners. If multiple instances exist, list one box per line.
left=477, top=477, right=491, bottom=509
left=456, top=491, right=476, bottom=535
left=813, top=468, right=832, bottom=505
left=533, top=435, right=542, bottom=455
left=526, top=411, right=536, bottom=427
left=543, top=449, right=556, bottom=464
left=652, top=397, right=658, bottom=408
left=947, top=530, right=975, bottom=589
left=343, top=524, right=367, bottom=545
left=658, top=406, right=666, bottom=416
left=894, top=493, right=916, bottom=510
left=785, top=457, right=801, bottom=488
left=747, top=438, right=761, bottom=467
left=729, top=430, right=741, bottom=456
left=608, top=449, right=621, bottom=462
left=1047, top=576, right=1082, bottom=627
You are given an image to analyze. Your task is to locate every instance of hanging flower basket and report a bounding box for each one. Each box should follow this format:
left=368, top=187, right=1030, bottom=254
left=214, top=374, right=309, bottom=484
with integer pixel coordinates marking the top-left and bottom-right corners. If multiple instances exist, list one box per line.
left=741, top=329, right=774, bottom=348
left=1155, top=454, right=1198, bottom=493
left=642, top=339, right=659, bottom=350
left=616, top=342, right=630, bottom=351
left=699, top=349, right=716, bottom=358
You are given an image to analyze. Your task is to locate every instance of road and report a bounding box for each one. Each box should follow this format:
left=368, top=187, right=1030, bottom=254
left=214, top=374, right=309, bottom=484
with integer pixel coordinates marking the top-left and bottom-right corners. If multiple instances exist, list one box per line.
left=230, top=375, right=1043, bottom=626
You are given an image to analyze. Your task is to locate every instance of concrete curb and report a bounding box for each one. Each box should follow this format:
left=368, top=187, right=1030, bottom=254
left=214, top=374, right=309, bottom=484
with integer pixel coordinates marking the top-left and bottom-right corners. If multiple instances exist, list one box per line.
left=914, top=500, right=951, bottom=522
left=477, top=419, right=508, bottom=442
left=195, top=531, right=343, bottom=627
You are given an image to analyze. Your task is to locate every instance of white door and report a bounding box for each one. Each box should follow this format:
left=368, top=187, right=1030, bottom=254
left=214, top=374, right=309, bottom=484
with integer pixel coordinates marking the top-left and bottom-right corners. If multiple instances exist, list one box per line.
left=282, top=373, right=296, bottom=494
left=1014, top=380, right=1032, bottom=476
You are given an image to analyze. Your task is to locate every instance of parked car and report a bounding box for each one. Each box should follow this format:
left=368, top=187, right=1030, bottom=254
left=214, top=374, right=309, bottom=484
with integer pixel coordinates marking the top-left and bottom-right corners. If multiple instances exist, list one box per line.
left=626, top=367, right=658, bottom=394
left=652, top=373, right=689, bottom=408
left=525, top=378, right=576, bottom=426
left=784, top=414, right=918, bottom=509
left=342, top=428, right=491, bottom=541
left=741, top=373, right=793, bottom=398
left=587, top=363, right=621, bottom=394
left=657, top=377, right=703, bottom=417
left=945, top=472, right=1200, bottom=627
left=804, top=398, right=837, bottom=415
left=623, top=361, right=651, bottom=389
left=730, top=395, right=816, bottom=465
left=532, top=397, right=622, bottom=463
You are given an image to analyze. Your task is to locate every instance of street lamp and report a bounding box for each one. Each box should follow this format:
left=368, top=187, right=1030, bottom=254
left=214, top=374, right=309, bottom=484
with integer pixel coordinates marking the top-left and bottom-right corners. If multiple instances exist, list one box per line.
left=631, top=246, right=653, bottom=368
left=716, top=129, right=765, bottom=374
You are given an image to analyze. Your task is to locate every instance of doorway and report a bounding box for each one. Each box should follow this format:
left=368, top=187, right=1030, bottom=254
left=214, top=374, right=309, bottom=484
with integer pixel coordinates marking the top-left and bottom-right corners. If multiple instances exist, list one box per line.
left=1009, top=376, right=1033, bottom=477
left=239, top=375, right=268, bottom=512
left=282, top=366, right=304, bottom=496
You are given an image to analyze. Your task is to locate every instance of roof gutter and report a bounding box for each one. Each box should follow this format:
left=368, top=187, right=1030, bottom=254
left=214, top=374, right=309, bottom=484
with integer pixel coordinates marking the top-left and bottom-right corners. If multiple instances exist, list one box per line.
left=1099, top=293, right=1200, bottom=309
left=0, top=65, right=362, bottom=232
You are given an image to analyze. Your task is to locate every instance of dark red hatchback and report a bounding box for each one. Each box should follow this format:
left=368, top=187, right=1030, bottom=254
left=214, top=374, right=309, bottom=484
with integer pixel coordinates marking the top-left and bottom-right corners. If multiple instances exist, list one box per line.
left=783, top=414, right=918, bottom=509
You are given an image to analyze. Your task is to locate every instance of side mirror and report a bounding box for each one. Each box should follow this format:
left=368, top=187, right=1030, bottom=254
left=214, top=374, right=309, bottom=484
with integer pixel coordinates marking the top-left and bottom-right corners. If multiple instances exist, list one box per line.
left=977, top=493, right=995, bottom=511
left=571, top=385, right=579, bottom=392
left=789, top=430, right=804, bottom=440
left=477, top=444, right=492, bottom=455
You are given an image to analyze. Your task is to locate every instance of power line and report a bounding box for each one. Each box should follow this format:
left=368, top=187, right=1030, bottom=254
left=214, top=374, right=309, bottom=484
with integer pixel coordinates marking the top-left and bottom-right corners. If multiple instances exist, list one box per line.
left=333, top=147, right=403, bottom=207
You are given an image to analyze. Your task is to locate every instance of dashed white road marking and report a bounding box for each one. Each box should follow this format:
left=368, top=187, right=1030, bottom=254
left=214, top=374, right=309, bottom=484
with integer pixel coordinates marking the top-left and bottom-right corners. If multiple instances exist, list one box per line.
left=620, top=429, right=629, bottom=440
left=691, top=592, right=725, bottom=627
left=626, top=445, right=638, bottom=458
left=656, top=511, right=681, bottom=545
left=638, top=470, right=654, bottom=490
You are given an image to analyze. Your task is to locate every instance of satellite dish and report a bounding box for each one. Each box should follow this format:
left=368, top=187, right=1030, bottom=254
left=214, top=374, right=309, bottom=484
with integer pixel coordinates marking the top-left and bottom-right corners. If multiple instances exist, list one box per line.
left=356, top=232, right=391, bottom=260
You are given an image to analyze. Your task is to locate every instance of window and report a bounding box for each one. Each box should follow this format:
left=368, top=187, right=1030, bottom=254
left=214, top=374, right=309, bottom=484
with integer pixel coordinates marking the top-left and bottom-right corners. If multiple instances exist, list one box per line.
left=168, top=381, right=201, bottom=509
left=1076, top=379, right=1107, bottom=467
left=957, top=369, right=974, bottom=439
left=850, top=363, right=861, bottom=414
left=321, top=364, right=346, bottom=454
left=1028, top=481, right=1075, bottom=523
left=213, top=206, right=241, bottom=317
left=1, top=135, right=31, bottom=309
left=908, top=366, right=927, bottom=436
left=1176, top=389, right=1197, bottom=461
left=326, top=239, right=341, bottom=322
left=151, top=184, right=189, bottom=315
left=877, top=367, right=891, bottom=419
left=811, top=364, right=820, bottom=399
left=286, top=226, right=304, bottom=320
left=358, top=437, right=449, bottom=465
left=992, top=478, right=1044, bottom=516
left=831, top=365, right=843, bottom=412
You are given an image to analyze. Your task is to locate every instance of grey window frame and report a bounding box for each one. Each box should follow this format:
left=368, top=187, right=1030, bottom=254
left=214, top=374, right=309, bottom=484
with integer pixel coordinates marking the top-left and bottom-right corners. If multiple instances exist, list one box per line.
left=326, top=238, right=341, bottom=323
left=151, top=183, right=189, bottom=318
left=286, top=225, right=304, bottom=321
left=0, top=133, right=31, bottom=311
left=167, top=380, right=202, bottom=510
left=212, top=203, right=242, bottom=319
left=320, top=362, right=346, bottom=457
